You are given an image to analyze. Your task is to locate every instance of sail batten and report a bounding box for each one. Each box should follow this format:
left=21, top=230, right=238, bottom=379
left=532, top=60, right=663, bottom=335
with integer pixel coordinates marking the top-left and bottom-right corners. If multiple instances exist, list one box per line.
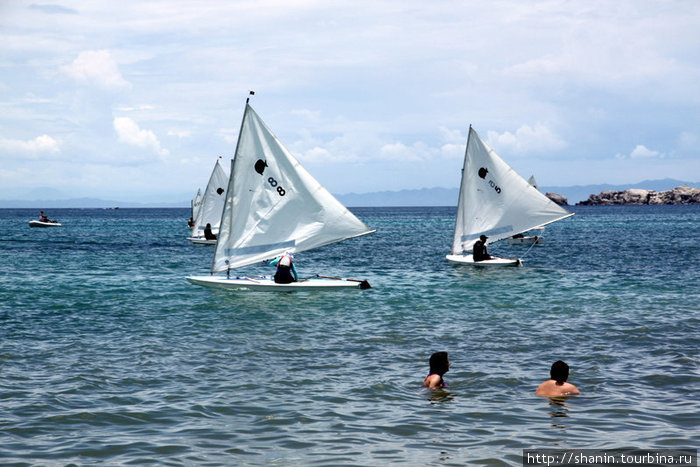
left=212, top=103, right=373, bottom=274
left=451, top=127, right=573, bottom=255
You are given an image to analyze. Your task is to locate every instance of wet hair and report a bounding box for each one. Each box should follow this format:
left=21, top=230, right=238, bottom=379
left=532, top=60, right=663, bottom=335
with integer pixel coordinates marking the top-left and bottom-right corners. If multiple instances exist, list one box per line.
left=550, top=360, right=569, bottom=384
left=429, top=352, right=449, bottom=376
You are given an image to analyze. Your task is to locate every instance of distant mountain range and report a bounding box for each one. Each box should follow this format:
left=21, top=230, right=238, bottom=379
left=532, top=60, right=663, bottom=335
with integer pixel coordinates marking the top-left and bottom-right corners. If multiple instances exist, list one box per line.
left=0, top=197, right=184, bottom=209
left=335, top=178, right=699, bottom=207
left=0, top=179, right=696, bottom=208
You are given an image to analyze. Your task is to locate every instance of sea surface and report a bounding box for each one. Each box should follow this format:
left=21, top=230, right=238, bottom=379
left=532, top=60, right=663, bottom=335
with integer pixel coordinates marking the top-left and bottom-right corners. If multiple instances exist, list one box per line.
left=1, top=206, right=698, bottom=466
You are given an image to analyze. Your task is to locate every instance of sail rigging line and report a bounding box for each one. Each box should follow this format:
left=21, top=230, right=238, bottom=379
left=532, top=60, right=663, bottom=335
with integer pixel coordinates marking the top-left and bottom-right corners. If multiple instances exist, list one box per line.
left=521, top=239, right=539, bottom=259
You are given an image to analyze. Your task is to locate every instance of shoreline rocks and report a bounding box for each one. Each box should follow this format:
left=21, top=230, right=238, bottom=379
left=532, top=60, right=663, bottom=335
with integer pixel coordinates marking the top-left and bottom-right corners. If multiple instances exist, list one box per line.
left=577, top=185, right=700, bottom=205
left=545, top=192, right=569, bottom=206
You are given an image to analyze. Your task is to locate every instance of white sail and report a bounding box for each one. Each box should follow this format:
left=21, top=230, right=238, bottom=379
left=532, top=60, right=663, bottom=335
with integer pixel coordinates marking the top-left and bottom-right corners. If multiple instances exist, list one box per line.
left=212, top=104, right=374, bottom=273
left=527, top=175, right=538, bottom=190
left=451, top=126, right=573, bottom=255
left=191, top=188, right=203, bottom=220
left=191, top=160, right=228, bottom=237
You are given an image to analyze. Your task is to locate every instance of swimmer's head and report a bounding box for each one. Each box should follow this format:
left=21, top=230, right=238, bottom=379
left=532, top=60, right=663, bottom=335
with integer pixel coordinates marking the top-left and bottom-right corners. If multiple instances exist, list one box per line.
left=550, top=360, right=569, bottom=384
left=429, top=351, right=450, bottom=376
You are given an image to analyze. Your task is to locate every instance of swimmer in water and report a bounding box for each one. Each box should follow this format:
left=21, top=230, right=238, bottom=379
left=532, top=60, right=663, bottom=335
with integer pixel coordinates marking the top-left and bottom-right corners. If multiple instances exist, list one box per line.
left=535, top=360, right=580, bottom=396
left=423, top=351, right=450, bottom=389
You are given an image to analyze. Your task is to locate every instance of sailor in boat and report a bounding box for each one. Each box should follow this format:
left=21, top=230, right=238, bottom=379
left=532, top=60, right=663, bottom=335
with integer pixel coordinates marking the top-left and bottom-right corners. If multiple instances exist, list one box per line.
left=188, top=217, right=195, bottom=228
left=269, top=252, right=298, bottom=284
left=472, top=235, right=493, bottom=262
left=203, top=223, right=217, bottom=241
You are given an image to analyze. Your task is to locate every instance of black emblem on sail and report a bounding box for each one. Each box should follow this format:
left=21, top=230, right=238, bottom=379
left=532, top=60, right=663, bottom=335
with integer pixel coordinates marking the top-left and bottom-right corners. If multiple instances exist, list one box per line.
left=254, top=159, right=268, bottom=175
left=478, top=167, right=488, bottom=179
left=216, top=187, right=224, bottom=195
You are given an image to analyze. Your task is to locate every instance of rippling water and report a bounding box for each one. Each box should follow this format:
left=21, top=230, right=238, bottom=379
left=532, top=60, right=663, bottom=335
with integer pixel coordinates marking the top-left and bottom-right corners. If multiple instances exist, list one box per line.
left=1, top=206, right=698, bottom=465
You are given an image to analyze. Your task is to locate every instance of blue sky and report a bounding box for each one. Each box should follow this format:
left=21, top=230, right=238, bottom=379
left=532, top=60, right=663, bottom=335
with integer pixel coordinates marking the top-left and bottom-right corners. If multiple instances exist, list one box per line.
left=1, top=1, right=698, bottom=203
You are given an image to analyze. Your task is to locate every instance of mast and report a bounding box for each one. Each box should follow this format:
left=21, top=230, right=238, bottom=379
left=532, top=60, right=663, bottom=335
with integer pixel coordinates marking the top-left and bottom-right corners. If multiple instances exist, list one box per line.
left=210, top=91, right=254, bottom=274
left=452, top=125, right=472, bottom=255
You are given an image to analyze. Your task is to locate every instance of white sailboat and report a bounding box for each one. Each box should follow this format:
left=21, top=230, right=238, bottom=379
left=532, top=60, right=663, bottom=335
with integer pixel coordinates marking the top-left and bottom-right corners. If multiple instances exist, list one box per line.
left=446, top=126, right=573, bottom=266
left=187, top=98, right=375, bottom=291
left=187, top=160, right=228, bottom=245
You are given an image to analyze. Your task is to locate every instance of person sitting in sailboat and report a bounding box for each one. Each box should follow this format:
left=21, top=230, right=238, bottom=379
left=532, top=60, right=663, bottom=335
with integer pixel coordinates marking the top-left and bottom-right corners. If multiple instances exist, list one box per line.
left=203, top=223, right=217, bottom=241
left=269, top=252, right=298, bottom=284
left=472, top=235, right=493, bottom=262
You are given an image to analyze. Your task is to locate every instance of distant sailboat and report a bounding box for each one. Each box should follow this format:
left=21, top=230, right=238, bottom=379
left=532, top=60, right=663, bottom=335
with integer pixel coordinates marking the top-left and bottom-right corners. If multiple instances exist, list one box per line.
left=527, top=175, right=538, bottom=191
left=187, top=160, right=228, bottom=245
left=187, top=97, right=374, bottom=291
left=446, top=126, right=573, bottom=266
left=190, top=188, right=202, bottom=223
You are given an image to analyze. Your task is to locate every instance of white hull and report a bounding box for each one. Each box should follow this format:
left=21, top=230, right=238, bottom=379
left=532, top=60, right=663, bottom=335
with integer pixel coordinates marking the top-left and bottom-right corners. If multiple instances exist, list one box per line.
left=187, top=237, right=217, bottom=245
left=446, top=254, right=521, bottom=267
left=187, top=275, right=370, bottom=291
left=29, top=220, right=61, bottom=227
left=506, top=236, right=542, bottom=245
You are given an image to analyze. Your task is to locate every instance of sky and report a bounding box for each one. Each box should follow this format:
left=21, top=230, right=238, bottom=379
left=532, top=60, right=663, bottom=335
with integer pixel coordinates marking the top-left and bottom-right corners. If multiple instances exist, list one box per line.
left=1, top=0, right=699, bottom=203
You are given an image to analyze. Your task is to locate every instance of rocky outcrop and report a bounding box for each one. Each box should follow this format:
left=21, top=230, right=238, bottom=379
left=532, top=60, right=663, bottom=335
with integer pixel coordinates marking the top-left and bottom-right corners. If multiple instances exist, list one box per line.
left=545, top=192, right=569, bottom=206
left=577, top=185, right=700, bottom=205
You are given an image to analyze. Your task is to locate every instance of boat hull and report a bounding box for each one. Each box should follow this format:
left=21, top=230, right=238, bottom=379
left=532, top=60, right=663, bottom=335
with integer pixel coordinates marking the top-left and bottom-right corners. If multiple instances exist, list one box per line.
left=186, top=275, right=369, bottom=291
left=445, top=254, right=521, bottom=267
left=29, top=220, right=61, bottom=227
left=187, top=237, right=217, bottom=245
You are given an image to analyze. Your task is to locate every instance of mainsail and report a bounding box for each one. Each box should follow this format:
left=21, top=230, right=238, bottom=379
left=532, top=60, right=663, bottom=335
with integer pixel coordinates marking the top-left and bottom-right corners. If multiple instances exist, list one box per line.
left=191, top=188, right=203, bottom=220
left=191, top=160, right=228, bottom=237
left=212, top=104, right=374, bottom=274
left=451, top=126, right=573, bottom=255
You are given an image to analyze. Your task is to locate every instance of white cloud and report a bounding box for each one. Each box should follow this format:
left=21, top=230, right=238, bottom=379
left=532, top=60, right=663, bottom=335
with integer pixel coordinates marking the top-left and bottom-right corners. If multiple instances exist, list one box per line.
left=438, top=126, right=466, bottom=145
left=486, top=124, right=567, bottom=156
left=299, top=145, right=359, bottom=164
left=61, top=50, right=131, bottom=90
left=168, top=129, right=192, bottom=138
left=379, top=141, right=432, bottom=162
left=630, top=144, right=660, bottom=159
left=113, top=117, right=169, bottom=158
left=117, top=105, right=155, bottom=112
left=291, top=108, right=321, bottom=121
left=0, top=134, right=60, bottom=157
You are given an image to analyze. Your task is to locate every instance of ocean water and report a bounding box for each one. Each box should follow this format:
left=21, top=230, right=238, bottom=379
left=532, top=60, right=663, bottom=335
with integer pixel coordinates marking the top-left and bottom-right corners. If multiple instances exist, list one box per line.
left=0, top=205, right=698, bottom=466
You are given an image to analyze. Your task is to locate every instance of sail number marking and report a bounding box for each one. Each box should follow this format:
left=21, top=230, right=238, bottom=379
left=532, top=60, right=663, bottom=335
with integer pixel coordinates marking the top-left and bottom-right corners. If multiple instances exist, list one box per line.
left=267, top=177, right=286, bottom=196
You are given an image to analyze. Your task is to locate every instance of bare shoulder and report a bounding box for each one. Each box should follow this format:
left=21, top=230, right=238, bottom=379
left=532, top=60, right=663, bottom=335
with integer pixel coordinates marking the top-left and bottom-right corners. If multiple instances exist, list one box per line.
left=536, top=380, right=580, bottom=396
left=423, top=374, right=442, bottom=389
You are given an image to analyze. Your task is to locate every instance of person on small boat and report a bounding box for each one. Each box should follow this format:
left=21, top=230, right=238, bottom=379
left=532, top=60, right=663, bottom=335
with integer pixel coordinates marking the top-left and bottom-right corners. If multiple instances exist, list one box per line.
left=203, top=223, right=217, bottom=240
left=472, top=234, right=493, bottom=261
left=39, top=211, right=50, bottom=222
left=188, top=217, right=195, bottom=228
left=269, top=252, right=298, bottom=284
left=423, top=351, right=450, bottom=389
left=535, top=360, right=580, bottom=396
